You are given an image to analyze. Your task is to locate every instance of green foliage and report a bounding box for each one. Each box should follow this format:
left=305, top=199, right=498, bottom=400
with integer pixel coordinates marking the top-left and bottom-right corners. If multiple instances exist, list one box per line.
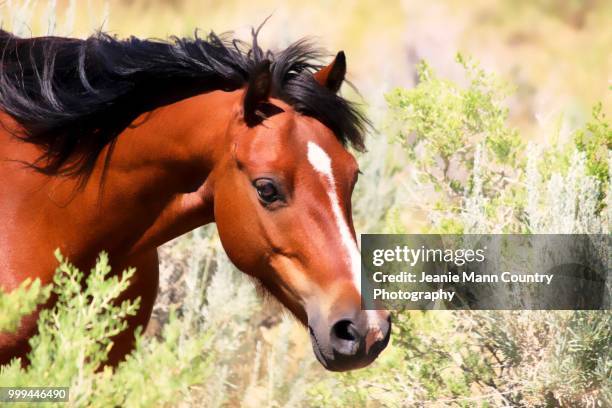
left=574, top=103, right=611, bottom=203
left=471, top=311, right=612, bottom=406
left=386, top=52, right=609, bottom=235
left=0, top=251, right=215, bottom=407
left=385, top=54, right=526, bottom=233
left=550, top=312, right=612, bottom=402
left=0, top=278, right=50, bottom=333
left=89, top=311, right=214, bottom=408
left=386, top=52, right=522, bottom=170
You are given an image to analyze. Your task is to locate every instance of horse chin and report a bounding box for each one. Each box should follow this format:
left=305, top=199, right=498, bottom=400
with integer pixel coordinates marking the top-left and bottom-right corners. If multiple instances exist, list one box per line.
left=308, top=325, right=331, bottom=369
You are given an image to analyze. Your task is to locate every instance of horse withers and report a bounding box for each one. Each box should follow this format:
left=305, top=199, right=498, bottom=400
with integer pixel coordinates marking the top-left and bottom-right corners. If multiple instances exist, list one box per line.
left=0, top=28, right=390, bottom=371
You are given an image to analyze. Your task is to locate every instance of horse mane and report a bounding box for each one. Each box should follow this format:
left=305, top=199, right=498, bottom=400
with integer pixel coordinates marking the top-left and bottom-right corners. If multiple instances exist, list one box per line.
left=0, top=28, right=367, bottom=177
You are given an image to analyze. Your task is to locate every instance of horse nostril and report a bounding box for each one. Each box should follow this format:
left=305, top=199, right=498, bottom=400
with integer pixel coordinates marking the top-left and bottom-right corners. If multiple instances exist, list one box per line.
left=329, top=318, right=361, bottom=356
left=332, top=319, right=357, bottom=342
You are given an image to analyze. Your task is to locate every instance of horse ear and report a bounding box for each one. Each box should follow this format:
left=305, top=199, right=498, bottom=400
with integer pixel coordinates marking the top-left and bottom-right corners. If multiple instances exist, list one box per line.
left=313, top=51, right=346, bottom=93
left=244, top=60, right=272, bottom=127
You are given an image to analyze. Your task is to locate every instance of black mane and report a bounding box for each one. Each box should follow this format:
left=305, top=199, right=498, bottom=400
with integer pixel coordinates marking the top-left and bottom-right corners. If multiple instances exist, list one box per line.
left=0, top=28, right=367, bottom=176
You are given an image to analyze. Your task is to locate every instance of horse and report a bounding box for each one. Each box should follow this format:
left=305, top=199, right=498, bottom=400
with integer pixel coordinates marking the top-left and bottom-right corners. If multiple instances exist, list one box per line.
left=0, top=26, right=390, bottom=372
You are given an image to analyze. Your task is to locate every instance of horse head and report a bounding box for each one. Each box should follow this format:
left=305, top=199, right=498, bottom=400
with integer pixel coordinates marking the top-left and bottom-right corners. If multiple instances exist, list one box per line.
left=210, top=53, right=391, bottom=371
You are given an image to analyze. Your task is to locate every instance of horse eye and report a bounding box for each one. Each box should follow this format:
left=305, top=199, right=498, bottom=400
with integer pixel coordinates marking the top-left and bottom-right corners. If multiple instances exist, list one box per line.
left=253, top=178, right=281, bottom=204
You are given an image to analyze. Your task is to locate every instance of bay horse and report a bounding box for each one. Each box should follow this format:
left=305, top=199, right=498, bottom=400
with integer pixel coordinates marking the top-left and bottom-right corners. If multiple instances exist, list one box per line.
left=0, top=26, right=390, bottom=372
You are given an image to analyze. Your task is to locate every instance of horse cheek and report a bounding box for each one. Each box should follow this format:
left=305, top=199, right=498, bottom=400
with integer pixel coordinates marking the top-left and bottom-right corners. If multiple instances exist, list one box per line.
left=213, top=185, right=266, bottom=278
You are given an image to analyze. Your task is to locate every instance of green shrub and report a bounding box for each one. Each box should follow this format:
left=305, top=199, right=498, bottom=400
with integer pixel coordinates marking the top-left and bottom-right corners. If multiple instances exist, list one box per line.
left=0, top=251, right=215, bottom=407
left=385, top=53, right=526, bottom=234
left=0, top=278, right=50, bottom=334
left=369, top=54, right=610, bottom=407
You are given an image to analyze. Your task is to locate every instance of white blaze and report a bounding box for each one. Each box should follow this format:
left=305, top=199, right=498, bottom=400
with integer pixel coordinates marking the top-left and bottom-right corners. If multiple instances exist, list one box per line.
left=307, top=141, right=362, bottom=295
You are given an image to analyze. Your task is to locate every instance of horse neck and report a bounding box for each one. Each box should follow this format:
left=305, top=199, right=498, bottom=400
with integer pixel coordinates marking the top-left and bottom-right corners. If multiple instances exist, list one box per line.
left=107, top=90, right=237, bottom=183
left=69, top=90, right=239, bottom=256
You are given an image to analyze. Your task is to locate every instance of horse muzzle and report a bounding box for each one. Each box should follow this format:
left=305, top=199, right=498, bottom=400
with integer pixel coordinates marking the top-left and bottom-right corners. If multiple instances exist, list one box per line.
left=308, top=309, right=391, bottom=371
